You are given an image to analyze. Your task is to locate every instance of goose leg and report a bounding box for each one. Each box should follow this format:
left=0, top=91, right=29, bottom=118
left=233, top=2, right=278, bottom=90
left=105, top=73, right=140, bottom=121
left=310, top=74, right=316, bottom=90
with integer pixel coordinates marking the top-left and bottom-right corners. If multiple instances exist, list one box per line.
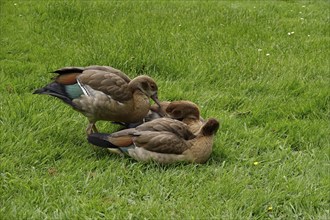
left=92, top=124, right=98, bottom=133
left=86, top=122, right=97, bottom=135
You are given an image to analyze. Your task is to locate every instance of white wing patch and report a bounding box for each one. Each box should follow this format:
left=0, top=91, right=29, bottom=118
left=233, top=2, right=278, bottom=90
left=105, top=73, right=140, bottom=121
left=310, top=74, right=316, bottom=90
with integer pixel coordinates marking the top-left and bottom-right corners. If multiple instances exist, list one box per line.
left=116, top=101, right=125, bottom=106
left=77, top=79, right=90, bottom=96
left=77, top=79, right=102, bottom=97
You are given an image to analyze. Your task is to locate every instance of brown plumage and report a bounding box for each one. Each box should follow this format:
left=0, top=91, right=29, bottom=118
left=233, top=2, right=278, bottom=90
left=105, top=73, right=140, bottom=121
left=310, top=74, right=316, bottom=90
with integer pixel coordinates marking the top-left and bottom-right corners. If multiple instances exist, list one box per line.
left=88, top=117, right=220, bottom=164
left=121, top=100, right=204, bottom=134
left=165, top=100, right=204, bottom=134
left=33, top=65, right=161, bottom=134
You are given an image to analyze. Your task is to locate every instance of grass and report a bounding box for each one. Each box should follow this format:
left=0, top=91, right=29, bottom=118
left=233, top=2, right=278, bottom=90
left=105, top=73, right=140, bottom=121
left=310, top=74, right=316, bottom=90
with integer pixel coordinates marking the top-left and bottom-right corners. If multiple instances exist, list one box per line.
left=1, top=0, right=329, bottom=219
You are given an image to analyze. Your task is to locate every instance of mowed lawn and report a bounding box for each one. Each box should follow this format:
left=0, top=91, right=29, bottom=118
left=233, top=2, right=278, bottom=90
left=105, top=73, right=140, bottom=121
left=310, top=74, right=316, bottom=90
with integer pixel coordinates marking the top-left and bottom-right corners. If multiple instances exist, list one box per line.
left=1, top=0, right=329, bottom=219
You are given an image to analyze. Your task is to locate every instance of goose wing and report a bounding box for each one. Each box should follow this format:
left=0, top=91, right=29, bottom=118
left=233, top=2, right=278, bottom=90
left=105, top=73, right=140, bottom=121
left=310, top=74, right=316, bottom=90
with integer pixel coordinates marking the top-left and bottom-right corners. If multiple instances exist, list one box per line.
left=77, top=69, right=132, bottom=101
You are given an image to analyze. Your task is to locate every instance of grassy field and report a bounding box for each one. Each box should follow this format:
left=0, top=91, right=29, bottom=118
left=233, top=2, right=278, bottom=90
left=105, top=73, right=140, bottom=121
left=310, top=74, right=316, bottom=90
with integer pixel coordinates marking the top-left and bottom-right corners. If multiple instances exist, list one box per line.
left=1, top=0, right=329, bottom=219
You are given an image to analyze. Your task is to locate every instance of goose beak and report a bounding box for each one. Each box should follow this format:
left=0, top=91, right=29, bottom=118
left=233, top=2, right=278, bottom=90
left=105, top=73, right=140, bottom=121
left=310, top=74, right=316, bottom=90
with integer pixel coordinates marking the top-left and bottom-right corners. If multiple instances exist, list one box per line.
left=151, top=93, right=161, bottom=107
left=151, top=93, right=166, bottom=117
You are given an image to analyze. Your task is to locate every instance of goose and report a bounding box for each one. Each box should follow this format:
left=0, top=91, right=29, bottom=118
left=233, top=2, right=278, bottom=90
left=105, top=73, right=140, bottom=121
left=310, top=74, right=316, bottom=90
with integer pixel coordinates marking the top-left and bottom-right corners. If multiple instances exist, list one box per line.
left=120, top=100, right=204, bottom=134
left=88, top=117, right=219, bottom=164
left=34, top=65, right=162, bottom=134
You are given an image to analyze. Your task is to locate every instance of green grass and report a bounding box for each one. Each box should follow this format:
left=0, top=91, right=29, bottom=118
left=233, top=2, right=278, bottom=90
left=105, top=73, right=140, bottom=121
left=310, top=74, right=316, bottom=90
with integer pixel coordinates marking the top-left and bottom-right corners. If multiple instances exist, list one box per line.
left=1, top=0, right=329, bottom=219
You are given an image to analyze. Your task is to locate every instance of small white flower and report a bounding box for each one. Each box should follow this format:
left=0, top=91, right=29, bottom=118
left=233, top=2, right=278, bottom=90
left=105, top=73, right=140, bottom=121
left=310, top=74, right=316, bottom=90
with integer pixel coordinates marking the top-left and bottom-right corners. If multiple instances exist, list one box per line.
left=302, top=5, right=306, bottom=8
left=266, top=53, right=270, bottom=56
left=308, top=35, right=310, bottom=37
left=288, top=32, right=291, bottom=35
left=300, top=17, right=304, bottom=20
left=19, top=14, right=22, bottom=17
left=299, top=11, right=302, bottom=14
left=178, top=24, right=181, bottom=27
left=258, top=48, right=262, bottom=52
left=291, top=31, right=294, bottom=34
left=14, top=3, right=17, bottom=6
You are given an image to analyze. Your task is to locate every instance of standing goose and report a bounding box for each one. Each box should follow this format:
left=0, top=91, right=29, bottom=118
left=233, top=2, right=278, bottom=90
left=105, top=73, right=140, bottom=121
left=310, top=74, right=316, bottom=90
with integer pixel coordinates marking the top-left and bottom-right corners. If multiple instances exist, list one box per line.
left=33, top=66, right=162, bottom=134
left=88, top=117, right=219, bottom=164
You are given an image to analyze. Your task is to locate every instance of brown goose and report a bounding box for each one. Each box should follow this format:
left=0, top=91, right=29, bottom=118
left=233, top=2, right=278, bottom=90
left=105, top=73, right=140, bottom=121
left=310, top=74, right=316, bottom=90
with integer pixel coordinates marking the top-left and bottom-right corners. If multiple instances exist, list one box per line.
left=121, top=100, right=204, bottom=134
left=88, top=117, right=219, bottom=164
left=165, top=100, right=204, bottom=134
left=33, top=65, right=161, bottom=134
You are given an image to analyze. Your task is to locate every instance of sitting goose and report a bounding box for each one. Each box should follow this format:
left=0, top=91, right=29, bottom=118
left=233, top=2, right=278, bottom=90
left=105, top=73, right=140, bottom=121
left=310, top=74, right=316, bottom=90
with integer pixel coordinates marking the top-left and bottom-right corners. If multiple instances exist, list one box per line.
left=88, top=117, right=219, bottom=164
left=165, top=100, right=204, bottom=134
left=33, top=65, right=162, bottom=134
left=120, top=100, right=204, bottom=134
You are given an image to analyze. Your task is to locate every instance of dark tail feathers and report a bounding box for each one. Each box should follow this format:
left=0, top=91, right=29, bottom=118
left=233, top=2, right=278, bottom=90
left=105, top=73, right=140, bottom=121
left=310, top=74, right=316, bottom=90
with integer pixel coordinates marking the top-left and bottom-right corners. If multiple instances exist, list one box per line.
left=33, top=82, right=74, bottom=107
left=88, top=133, right=119, bottom=149
left=52, top=67, right=85, bottom=74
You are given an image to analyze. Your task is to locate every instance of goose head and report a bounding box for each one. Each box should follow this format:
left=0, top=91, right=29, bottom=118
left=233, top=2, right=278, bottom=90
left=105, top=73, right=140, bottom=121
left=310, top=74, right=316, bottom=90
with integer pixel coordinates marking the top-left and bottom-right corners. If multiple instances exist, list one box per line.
left=130, top=75, right=161, bottom=107
left=166, top=100, right=200, bottom=120
left=201, top=118, right=219, bottom=136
